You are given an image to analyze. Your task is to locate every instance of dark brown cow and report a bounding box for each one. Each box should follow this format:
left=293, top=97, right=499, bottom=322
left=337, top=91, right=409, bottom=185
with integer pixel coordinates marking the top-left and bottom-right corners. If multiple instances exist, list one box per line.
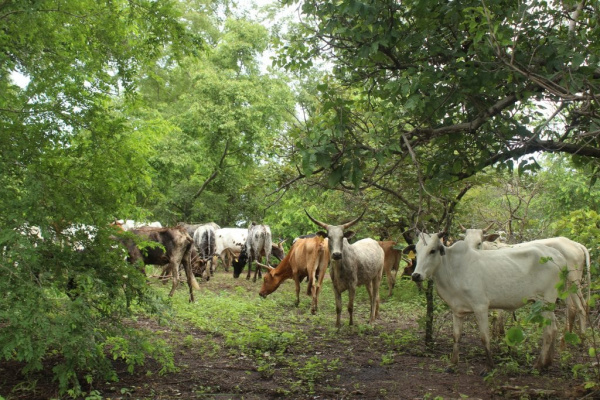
left=123, top=226, right=201, bottom=302
left=378, top=241, right=402, bottom=296
left=189, top=246, right=208, bottom=279
left=258, top=235, right=330, bottom=314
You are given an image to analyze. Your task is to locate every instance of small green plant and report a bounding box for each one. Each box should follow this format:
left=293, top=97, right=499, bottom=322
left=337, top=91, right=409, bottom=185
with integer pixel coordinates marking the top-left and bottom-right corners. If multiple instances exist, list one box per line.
left=84, top=390, right=103, bottom=400
left=381, top=351, right=395, bottom=366
left=295, top=356, right=340, bottom=394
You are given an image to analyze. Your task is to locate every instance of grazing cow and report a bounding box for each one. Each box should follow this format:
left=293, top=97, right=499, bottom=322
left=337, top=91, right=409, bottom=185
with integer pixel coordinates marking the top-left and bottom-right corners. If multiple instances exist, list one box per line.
left=305, top=209, right=384, bottom=328
left=258, top=235, right=330, bottom=314
left=122, top=226, right=201, bottom=302
left=411, top=232, right=567, bottom=371
left=378, top=241, right=402, bottom=296
left=215, top=228, right=248, bottom=273
left=463, top=228, right=590, bottom=335
left=216, top=227, right=285, bottom=277
left=193, top=224, right=218, bottom=278
left=189, top=246, right=208, bottom=279
left=240, top=224, right=273, bottom=282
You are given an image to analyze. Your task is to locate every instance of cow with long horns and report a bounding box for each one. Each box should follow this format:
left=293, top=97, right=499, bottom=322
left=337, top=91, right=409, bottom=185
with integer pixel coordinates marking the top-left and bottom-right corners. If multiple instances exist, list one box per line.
left=305, top=209, right=384, bottom=328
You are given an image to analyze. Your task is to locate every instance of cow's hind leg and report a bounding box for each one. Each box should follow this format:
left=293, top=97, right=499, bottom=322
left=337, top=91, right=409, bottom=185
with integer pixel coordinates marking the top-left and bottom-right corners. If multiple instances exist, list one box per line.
left=385, top=266, right=395, bottom=297
left=294, top=277, right=301, bottom=307
left=450, top=313, right=465, bottom=366
left=535, top=311, right=557, bottom=370
left=474, top=309, right=494, bottom=371
left=373, top=272, right=382, bottom=319
left=365, top=282, right=374, bottom=323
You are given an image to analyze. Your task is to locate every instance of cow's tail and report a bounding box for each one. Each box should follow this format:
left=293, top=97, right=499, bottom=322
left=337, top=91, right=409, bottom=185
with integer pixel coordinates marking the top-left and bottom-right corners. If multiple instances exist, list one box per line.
left=209, top=228, right=216, bottom=258
left=191, top=274, right=201, bottom=290
left=582, top=243, right=591, bottom=314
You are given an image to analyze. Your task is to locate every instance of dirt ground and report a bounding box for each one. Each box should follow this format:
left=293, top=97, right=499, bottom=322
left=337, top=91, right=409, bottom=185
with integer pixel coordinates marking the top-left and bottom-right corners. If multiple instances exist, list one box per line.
left=0, top=270, right=595, bottom=400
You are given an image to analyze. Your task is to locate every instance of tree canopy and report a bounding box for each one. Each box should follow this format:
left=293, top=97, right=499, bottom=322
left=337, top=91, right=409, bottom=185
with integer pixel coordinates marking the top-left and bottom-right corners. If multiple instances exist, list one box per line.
left=279, top=0, right=600, bottom=210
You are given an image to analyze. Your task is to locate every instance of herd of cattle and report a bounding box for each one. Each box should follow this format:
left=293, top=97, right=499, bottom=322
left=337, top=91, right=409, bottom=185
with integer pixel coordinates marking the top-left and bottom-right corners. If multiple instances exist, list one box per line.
left=85, top=213, right=594, bottom=372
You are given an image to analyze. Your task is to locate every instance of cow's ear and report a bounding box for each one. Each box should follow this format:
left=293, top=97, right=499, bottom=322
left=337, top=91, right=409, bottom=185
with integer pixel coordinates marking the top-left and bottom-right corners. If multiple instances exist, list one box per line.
left=344, top=230, right=356, bottom=239
left=484, top=233, right=500, bottom=242
left=439, top=245, right=446, bottom=256
left=316, top=231, right=327, bottom=238
left=402, top=244, right=416, bottom=255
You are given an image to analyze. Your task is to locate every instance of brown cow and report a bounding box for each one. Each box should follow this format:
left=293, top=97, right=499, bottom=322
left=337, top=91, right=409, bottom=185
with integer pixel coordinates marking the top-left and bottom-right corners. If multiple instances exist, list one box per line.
left=378, top=241, right=402, bottom=296
left=258, top=235, right=330, bottom=314
left=122, top=226, right=201, bottom=302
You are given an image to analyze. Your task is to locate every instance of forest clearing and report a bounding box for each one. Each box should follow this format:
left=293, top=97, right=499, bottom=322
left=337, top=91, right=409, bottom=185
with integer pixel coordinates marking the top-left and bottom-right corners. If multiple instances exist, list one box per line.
left=1, top=268, right=596, bottom=399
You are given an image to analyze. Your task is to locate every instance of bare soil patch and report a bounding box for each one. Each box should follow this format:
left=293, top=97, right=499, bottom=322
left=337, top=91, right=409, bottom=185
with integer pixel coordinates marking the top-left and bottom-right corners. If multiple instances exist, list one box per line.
left=0, top=271, right=594, bottom=399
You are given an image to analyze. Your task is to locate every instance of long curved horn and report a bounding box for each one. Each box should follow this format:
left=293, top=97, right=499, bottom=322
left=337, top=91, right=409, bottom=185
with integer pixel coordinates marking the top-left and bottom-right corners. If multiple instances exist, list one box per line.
left=483, top=222, right=494, bottom=233
left=458, top=222, right=467, bottom=231
left=304, top=209, right=329, bottom=229
left=341, top=208, right=367, bottom=229
left=256, top=261, right=274, bottom=271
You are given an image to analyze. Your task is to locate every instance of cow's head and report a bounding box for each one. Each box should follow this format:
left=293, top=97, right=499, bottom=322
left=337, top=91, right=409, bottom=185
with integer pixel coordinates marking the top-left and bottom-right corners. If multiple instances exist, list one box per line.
left=460, top=222, right=497, bottom=250
left=271, top=239, right=286, bottom=261
left=232, top=245, right=249, bottom=278
left=411, top=232, right=446, bottom=282
left=257, top=261, right=277, bottom=298
left=304, top=209, right=365, bottom=261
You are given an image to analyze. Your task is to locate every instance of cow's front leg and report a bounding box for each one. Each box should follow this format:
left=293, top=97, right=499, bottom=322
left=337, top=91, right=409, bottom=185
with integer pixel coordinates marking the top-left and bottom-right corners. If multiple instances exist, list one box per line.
left=333, top=288, right=343, bottom=329
left=347, top=286, right=356, bottom=326
left=246, top=257, right=253, bottom=280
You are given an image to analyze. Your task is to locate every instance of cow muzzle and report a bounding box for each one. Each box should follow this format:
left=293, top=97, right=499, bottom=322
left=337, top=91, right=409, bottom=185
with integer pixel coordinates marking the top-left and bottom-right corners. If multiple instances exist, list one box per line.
left=332, top=252, right=342, bottom=260
left=411, top=272, right=423, bottom=282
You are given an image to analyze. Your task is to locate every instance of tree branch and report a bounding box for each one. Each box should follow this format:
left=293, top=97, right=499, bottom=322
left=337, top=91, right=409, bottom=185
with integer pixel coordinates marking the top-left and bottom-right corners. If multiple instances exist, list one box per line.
left=192, top=139, right=229, bottom=200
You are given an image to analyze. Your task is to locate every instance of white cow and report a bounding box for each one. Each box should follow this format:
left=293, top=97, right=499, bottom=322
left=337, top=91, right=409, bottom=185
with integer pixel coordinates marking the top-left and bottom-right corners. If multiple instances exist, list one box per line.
left=463, top=229, right=590, bottom=334
left=117, top=220, right=163, bottom=231
left=412, top=232, right=567, bottom=371
left=215, top=227, right=248, bottom=259
left=243, top=224, right=273, bottom=282
left=305, top=210, right=385, bottom=328
left=215, top=227, right=248, bottom=274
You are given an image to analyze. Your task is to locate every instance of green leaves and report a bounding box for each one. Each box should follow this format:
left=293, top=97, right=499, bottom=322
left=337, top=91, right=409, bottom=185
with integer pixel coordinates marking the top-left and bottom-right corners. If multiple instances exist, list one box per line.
left=505, top=326, right=525, bottom=346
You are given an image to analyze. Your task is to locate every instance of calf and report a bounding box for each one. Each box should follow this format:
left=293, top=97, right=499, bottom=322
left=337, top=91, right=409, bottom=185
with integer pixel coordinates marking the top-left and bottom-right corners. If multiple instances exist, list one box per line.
left=259, top=235, right=330, bottom=314
left=305, top=209, right=384, bottom=328
left=122, top=226, right=200, bottom=302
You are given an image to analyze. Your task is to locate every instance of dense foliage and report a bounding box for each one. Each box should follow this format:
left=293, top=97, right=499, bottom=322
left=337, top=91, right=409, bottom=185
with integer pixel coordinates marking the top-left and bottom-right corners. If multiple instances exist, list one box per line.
left=1, top=0, right=600, bottom=396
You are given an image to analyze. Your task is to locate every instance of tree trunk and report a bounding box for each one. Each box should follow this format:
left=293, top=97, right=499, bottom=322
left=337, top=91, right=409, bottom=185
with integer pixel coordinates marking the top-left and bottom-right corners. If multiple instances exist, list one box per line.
left=425, top=279, right=435, bottom=346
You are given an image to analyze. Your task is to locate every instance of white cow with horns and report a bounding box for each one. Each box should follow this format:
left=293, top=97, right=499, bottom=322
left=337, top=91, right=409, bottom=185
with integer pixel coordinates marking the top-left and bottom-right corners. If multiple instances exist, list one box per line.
left=411, top=232, right=567, bottom=371
left=305, top=209, right=384, bottom=328
left=462, top=226, right=590, bottom=336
